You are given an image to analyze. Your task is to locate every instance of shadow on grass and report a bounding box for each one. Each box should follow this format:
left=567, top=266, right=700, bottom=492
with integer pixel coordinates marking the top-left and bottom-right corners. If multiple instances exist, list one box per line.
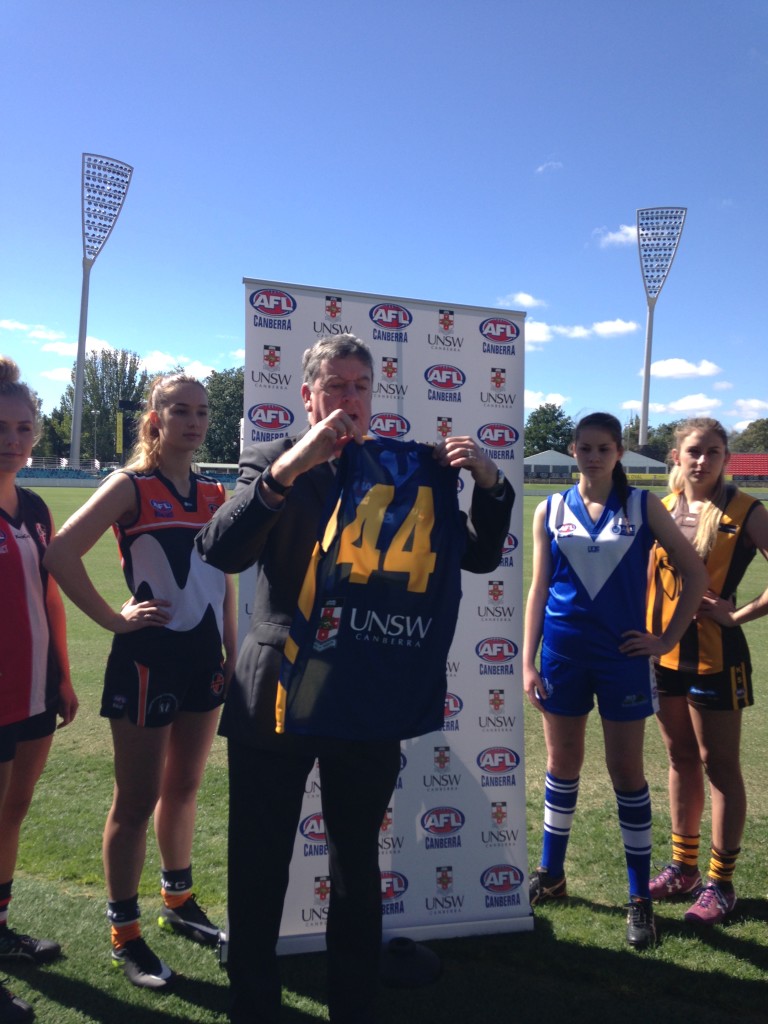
left=2, top=964, right=227, bottom=1023
left=3, top=961, right=329, bottom=1023
left=6, top=902, right=767, bottom=1023
left=564, top=892, right=768, bottom=973
left=372, top=909, right=768, bottom=1024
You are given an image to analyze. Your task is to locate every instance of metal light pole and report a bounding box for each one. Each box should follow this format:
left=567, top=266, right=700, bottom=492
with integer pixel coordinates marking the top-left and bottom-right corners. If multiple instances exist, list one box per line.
left=636, top=206, right=686, bottom=447
left=70, top=154, right=133, bottom=467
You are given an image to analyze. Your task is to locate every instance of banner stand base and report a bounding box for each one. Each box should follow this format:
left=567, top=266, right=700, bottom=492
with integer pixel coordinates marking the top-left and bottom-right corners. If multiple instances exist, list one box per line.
left=379, top=937, right=442, bottom=989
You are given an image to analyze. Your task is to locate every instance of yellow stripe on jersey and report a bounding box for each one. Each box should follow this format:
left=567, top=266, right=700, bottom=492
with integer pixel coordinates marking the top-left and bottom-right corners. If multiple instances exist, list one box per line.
left=648, top=489, right=759, bottom=674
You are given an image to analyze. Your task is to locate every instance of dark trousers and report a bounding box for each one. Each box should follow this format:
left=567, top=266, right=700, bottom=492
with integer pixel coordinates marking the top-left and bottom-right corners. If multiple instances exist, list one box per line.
left=227, top=737, right=402, bottom=1024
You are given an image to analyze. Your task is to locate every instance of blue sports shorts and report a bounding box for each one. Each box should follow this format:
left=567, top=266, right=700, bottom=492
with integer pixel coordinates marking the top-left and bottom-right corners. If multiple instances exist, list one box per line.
left=539, top=645, right=659, bottom=722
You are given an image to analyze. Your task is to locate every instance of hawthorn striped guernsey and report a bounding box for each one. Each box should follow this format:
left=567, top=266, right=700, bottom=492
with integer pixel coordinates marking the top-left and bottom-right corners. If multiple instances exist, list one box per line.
left=278, top=438, right=465, bottom=741
left=648, top=488, right=760, bottom=675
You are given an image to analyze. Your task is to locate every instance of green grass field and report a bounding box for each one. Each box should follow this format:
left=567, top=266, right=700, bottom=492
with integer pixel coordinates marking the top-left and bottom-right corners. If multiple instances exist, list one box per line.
left=5, top=486, right=768, bottom=1023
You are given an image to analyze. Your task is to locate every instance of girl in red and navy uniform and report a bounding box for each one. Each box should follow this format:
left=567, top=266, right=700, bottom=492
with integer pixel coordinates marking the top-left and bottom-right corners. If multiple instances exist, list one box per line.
left=45, top=373, right=236, bottom=991
left=0, top=356, right=77, bottom=1023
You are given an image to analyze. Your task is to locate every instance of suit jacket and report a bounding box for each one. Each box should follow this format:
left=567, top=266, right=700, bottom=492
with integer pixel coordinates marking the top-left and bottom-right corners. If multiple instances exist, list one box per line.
left=196, top=433, right=514, bottom=749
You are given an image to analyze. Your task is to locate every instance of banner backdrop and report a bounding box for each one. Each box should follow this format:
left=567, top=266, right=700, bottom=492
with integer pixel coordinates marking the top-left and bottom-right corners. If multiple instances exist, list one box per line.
left=241, top=279, right=531, bottom=949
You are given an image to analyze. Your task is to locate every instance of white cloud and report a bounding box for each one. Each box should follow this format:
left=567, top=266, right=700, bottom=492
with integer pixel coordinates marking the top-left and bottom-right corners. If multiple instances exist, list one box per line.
left=40, top=367, right=73, bottom=382
left=29, top=327, right=67, bottom=342
left=230, top=349, right=246, bottom=361
left=592, top=318, right=639, bottom=336
left=498, top=291, right=546, bottom=309
left=183, top=360, right=216, bottom=380
left=526, top=316, right=638, bottom=346
left=732, top=397, right=768, bottom=417
left=667, top=393, right=722, bottom=414
left=649, top=358, right=722, bottom=379
left=141, top=352, right=216, bottom=380
left=524, top=389, right=570, bottom=409
left=621, top=399, right=666, bottom=413
left=733, top=420, right=754, bottom=431
left=142, top=350, right=179, bottom=373
left=552, top=324, right=590, bottom=339
left=595, top=224, right=637, bottom=248
left=40, top=335, right=113, bottom=358
left=41, top=341, right=76, bottom=356
left=535, top=161, right=563, bottom=174
left=713, top=380, right=733, bottom=391
left=524, top=319, right=553, bottom=347
left=0, top=319, right=32, bottom=332
left=84, top=336, right=114, bottom=354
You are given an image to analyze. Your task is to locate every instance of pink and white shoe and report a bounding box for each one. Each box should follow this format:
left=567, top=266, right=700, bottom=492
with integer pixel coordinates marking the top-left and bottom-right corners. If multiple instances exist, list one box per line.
left=649, top=863, right=701, bottom=900
left=684, top=883, right=736, bottom=925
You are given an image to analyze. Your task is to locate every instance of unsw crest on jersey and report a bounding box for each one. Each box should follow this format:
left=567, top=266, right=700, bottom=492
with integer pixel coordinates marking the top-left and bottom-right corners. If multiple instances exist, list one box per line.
left=277, top=438, right=465, bottom=741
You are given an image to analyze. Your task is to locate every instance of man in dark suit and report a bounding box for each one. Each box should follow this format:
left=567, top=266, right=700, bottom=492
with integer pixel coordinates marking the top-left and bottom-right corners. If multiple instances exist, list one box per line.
left=196, top=334, right=513, bottom=1024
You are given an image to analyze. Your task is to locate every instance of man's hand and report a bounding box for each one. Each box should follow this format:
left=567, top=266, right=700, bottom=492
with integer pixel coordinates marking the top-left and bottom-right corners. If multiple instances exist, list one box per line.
left=434, top=436, right=499, bottom=490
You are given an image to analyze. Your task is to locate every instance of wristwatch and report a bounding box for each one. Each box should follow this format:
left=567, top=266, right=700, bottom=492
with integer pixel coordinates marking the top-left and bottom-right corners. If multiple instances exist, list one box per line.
left=485, top=468, right=506, bottom=497
left=262, top=465, right=293, bottom=497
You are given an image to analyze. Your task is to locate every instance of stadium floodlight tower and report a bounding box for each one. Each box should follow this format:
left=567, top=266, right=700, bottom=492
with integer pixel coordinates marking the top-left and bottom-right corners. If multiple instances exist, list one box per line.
left=636, top=206, right=686, bottom=447
left=70, top=154, right=134, bottom=468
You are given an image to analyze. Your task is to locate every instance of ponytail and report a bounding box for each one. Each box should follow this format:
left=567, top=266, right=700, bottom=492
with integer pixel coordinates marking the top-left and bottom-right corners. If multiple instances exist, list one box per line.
left=612, top=461, right=630, bottom=518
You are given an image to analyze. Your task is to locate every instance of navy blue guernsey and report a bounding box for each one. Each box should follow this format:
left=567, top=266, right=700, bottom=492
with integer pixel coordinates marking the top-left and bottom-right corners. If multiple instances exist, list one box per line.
left=277, top=437, right=464, bottom=741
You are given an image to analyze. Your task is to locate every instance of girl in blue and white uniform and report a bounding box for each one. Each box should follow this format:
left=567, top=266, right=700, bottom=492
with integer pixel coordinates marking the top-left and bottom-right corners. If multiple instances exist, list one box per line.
left=522, top=412, right=707, bottom=948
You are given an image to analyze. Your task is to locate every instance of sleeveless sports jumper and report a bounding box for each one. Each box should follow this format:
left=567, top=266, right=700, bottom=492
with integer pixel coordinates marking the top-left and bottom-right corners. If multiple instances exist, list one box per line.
left=542, top=485, right=653, bottom=663
left=0, top=488, right=60, bottom=726
left=110, top=469, right=227, bottom=666
left=648, top=488, right=760, bottom=675
left=278, top=438, right=465, bottom=741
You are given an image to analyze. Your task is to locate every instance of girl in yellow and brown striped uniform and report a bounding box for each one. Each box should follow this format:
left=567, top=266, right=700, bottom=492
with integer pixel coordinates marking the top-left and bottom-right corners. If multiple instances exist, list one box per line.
left=648, top=418, right=768, bottom=924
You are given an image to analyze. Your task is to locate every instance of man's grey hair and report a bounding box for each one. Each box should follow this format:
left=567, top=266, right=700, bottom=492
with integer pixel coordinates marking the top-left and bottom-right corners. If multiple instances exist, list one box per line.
left=301, top=334, right=374, bottom=386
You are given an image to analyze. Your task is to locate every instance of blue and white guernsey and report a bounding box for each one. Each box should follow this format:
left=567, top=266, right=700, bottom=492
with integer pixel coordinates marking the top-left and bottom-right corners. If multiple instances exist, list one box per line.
left=278, top=437, right=465, bottom=741
left=542, top=486, right=653, bottom=662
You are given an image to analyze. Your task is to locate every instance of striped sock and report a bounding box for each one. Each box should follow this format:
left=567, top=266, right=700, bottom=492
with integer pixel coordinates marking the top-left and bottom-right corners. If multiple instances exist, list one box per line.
left=671, top=832, right=700, bottom=872
left=107, top=896, right=141, bottom=949
left=708, top=846, right=740, bottom=890
left=540, top=773, right=580, bottom=877
left=615, top=783, right=652, bottom=899
left=161, top=865, right=193, bottom=909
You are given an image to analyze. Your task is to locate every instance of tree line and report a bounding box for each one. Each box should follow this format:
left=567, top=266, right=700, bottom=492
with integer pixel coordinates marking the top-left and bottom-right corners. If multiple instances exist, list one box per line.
left=36, top=351, right=768, bottom=466
left=524, top=403, right=768, bottom=461
left=36, top=349, right=244, bottom=465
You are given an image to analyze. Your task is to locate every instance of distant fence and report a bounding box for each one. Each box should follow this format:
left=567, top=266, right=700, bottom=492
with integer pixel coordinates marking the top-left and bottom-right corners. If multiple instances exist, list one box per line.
left=20, top=460, right=238, bottom=489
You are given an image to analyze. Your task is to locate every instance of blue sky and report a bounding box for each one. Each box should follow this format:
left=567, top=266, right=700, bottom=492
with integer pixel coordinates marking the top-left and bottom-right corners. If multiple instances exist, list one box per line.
left=2, top=0, right=766, bottom=432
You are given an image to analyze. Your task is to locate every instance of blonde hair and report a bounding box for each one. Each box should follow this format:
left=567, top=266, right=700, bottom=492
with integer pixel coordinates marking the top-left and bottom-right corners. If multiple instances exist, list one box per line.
left=668, top=417, right=730, bottom=558
left=125, top=372, right=206, bottom=473
left=0, top=355, right=41, bottom=441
